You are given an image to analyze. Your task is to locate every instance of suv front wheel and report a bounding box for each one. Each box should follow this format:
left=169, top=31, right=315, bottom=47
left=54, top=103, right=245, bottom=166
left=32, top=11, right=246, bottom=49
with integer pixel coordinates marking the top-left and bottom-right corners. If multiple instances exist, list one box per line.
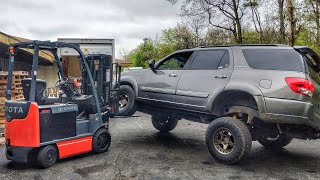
left=151, top=115, right=178, bottom=132
left=118, top=85, right=137, bottom=116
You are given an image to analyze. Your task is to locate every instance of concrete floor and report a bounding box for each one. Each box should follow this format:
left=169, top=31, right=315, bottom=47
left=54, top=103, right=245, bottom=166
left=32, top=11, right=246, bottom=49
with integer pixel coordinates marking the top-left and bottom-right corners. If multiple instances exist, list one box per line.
left=1, top=112, right=320, bottom=180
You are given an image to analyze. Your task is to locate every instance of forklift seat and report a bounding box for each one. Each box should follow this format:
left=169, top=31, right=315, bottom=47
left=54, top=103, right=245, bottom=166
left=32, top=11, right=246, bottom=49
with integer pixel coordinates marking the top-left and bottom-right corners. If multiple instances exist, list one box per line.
left=22, top=78, right=60, bottom=105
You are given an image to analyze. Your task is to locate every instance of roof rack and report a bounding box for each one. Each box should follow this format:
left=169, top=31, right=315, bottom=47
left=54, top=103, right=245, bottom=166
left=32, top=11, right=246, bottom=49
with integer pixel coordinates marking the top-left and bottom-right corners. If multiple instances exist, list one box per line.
left=197, top=44, right=288, bottom=48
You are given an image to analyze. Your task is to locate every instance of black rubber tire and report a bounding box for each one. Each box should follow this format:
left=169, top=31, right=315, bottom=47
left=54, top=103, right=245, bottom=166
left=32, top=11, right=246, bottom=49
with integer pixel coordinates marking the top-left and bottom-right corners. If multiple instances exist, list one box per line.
left=151, top=115, right=178, bottom=132
left=118, top=85, right=137, bottom=116
left=37, top=145, right=58, bottom=168
left=92, top=128, right=111, bottom=154
left=258, top=135, right=293, bottom=149
left=206, top=117, right=252, bottom=164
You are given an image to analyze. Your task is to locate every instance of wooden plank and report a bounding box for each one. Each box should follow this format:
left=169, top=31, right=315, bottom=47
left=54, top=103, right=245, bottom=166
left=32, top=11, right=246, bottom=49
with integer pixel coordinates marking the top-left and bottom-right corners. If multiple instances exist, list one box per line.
left=13, top=88, right=23, bottom=94
left=0, top=96, right=24, bottom=102
left=13, top=71, right=29, bottom=76
left=12, top=95, right=24, bottom=100
left=0, top=71, right=29, bottom=76
left=0, top=75, right=28, bottom=80
left=0, top=32, right=55, bottom=63
left=0, top=84, right=21, bottom=89
left=0, top=79, right=24, bottom=84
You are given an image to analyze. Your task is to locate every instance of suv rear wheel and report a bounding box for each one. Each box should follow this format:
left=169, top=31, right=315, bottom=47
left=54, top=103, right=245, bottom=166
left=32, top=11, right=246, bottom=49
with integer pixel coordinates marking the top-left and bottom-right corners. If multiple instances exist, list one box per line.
left=206, top=117, right=252, bottom=164
left=258, top=135, right=292, bottom=149
left=151, top=115, right=178, bottom=132
left=118, top=85, right=137, bottom=116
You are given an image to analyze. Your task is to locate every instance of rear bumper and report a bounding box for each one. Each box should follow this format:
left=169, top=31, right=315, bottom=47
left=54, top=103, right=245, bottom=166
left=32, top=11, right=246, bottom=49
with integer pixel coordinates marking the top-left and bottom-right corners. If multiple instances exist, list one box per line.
left=260, top=97, right=320, bottom=130
left=6, top=145, right=34, bottom=163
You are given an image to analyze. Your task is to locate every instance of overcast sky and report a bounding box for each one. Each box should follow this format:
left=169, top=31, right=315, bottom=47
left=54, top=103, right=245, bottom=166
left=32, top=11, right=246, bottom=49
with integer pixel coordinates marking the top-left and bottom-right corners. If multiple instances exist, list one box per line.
left=0, top=0, right=181, bottom=58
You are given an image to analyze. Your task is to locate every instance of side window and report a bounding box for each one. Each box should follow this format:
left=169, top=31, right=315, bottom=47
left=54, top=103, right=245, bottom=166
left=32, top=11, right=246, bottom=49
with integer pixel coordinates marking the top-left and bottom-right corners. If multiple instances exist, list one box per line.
left=157, top=51, right=194, bottom=70
left=243, top=49, right=304, bottom=72
left=190, top=50, right=229, bottom=70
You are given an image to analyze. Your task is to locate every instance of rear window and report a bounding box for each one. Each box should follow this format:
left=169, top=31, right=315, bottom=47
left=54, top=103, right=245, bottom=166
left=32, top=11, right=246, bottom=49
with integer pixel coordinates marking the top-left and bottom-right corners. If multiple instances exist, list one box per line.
left=243, top=49, right=304, bottom=72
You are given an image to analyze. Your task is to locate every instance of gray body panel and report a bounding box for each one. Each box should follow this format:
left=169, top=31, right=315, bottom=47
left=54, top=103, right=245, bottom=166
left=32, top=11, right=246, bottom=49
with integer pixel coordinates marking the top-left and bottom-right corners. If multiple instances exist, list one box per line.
left=175, top=49, right=234, bottom=112
left=120, top=45, right=320, bottom=131
left=139, top=69, right=183, bottom=107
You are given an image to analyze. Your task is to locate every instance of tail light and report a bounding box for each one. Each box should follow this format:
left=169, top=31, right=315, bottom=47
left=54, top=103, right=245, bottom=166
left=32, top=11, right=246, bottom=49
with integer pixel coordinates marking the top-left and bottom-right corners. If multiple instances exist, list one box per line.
left=285, top=77, right=314, bottom=97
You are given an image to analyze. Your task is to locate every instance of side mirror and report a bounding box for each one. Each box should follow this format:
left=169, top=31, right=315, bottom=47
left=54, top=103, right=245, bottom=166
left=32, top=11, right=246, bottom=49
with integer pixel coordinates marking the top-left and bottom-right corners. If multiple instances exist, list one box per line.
left=148, top=59, right=156, bottom=72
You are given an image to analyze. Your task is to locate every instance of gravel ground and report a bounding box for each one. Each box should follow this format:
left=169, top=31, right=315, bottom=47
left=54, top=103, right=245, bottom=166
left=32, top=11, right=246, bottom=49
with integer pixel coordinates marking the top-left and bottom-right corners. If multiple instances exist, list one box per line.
left=1, top=112, right=320, bottom=180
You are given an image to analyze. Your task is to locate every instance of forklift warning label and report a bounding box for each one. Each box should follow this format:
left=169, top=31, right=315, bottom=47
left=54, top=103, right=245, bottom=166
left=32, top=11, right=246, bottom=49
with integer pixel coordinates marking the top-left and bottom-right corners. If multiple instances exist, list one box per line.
left=51, top=105, right=78, bottom=114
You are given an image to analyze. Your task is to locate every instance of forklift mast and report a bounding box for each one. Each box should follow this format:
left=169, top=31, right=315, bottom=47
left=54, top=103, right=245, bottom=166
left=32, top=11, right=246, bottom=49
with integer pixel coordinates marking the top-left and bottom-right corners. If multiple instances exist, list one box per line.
left=82, top=54, right=121, bottom=115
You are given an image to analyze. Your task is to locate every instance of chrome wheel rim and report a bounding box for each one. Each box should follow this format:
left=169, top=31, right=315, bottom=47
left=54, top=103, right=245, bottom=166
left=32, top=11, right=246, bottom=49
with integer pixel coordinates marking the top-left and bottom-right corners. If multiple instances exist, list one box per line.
left=119, top=93, right=129, bottom=110
left=213, top=128, right=235, bottom=155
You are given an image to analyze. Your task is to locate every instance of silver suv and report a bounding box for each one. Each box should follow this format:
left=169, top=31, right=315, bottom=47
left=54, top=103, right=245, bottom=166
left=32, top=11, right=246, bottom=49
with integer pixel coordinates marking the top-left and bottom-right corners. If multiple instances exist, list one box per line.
left=119, top=45, right=320, bottom=164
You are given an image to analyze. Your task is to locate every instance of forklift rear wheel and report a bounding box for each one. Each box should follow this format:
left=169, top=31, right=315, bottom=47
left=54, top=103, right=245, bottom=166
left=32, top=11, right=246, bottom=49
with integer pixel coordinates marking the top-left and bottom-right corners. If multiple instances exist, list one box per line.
left=92, top=128, right=111, bottom=153
left=118, top=85, right=137, bottom=116
left=37, top=145, right=58, bottom=168
left=151, top=115, right=178, bottom=132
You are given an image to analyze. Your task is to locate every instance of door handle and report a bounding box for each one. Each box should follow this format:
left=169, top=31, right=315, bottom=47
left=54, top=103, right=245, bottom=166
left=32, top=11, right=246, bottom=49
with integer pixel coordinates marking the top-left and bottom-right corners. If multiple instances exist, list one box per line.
left=215, top=75, right=227, bottom=79
left=169, top=74, right=178, bottom=77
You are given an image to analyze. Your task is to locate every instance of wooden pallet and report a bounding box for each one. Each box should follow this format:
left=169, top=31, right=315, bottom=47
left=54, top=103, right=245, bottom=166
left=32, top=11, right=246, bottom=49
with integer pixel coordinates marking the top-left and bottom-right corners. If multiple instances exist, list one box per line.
left=0, top=118, right=5, bottom=125
left=0, top=75, right=28, bottom=80
left=13, top=88, right=23, bottom=94
left=0, top=83, right=22, bottom=89
left=0, top=80, right=24, bottom=84
left=0, top=71, right=29, bottom=90
left=0, top=71, right=27, bottom=125
left=12, top=95, right=24, bottom=100
left=0, top=96, right=24, bottom=102
left=1, top=87, right=24, bottom=94
left=0, top=71, right=29, bottom=76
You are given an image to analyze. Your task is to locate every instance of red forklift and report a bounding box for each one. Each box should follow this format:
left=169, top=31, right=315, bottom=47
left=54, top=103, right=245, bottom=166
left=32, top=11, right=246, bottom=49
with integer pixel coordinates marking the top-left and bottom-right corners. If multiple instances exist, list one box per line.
left=4, top=41, right=121, bottom=168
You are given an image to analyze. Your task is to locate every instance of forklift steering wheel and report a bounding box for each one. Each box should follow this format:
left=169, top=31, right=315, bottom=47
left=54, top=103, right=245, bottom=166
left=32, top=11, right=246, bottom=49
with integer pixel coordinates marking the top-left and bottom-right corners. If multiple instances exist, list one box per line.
left=55, top=78, right=69, bottom=87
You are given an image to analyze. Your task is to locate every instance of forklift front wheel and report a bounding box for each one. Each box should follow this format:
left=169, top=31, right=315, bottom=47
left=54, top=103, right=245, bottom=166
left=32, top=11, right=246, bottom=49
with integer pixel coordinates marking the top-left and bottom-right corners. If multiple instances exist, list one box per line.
left=92, top=128, right=111, bottom=153
left=37, top=145, right=58, bottom=168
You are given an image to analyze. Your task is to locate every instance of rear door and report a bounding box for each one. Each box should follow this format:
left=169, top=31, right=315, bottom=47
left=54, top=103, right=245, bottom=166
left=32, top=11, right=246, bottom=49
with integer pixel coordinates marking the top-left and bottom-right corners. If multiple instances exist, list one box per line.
left=139, top=51, right=195, bottom=107
left=175, top=49, right=233, bottom=112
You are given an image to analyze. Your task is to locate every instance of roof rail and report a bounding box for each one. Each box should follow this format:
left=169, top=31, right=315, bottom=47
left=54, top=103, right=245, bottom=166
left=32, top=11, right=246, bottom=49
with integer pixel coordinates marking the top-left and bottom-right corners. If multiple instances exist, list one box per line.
left=197, top=44, right=288, bottom=48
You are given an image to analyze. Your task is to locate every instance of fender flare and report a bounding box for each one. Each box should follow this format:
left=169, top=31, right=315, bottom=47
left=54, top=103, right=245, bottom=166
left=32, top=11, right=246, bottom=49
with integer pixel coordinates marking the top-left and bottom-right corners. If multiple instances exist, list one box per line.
left=226, top=106, right=260, bottom=124
left=207, top=82, right=266, bottom=113
left=120, top=76, right=139, bottom=99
